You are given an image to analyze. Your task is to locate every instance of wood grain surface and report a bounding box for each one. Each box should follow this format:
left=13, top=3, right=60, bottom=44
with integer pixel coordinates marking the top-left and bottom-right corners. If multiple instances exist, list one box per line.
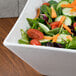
left=0, top=18, right=43, bottom=76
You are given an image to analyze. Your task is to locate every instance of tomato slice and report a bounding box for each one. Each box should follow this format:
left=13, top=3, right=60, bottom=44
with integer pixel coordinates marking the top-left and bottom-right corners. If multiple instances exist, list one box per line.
left=73, top=22, right=76, bottom=31
left=50, top=21, right=60, bottom=29
left=27, top=29, right=44, bottom=40
left=30, top=39, right=41, bottom=46
left=42, top=3, right=50, bottom=6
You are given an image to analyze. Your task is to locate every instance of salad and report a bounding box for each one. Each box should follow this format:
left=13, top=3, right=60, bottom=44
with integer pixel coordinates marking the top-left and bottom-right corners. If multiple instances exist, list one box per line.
left=18, top=0, right=76, bottom=49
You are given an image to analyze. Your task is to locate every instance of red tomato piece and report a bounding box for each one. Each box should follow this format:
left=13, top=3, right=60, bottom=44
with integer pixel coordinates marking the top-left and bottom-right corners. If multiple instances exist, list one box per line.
left=42, top=3, right=50, bottom=6
left=30, top=39, right=41, bottom=46
left=73, top=22, right=76, bottom=31
left=27, top=29, right=44, bottom=40
left=50, top=21, right=60, bottom=29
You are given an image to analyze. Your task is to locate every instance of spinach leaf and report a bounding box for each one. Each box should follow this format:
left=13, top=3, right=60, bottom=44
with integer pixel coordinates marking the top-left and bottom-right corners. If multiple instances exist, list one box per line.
left=27, top=18, right=34, bottom=26
left=32, top=20, right=38, bottom=29
left=48, top=1, right=58, bottom=6
left=67, top=37, right=76, bottom=49
left=48, top=0, right=58, bottom=10
left=47, top=28, right=60, bottom=36
left=40, top=5, right=51, bottom=16
left=56, top=7, right=62, bottom=16
left=37, top=18, right=45, bottom=23
left=27, top=18, right=39, bottom=29
left=18, top=29, right=29, bottom=44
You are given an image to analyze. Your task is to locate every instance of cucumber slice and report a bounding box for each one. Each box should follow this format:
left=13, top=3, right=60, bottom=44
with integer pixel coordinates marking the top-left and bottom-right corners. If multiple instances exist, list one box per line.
left=57, top=1, right=69, bottom=10
left=39, top=23, right=50, bottom=33
left=62, top=8, right=76, bottom=17
left=55, top=15, right=72, bottom=26
left=40, top=39, right=50, bottom=43
left=57, top=34, right=68, bottom=44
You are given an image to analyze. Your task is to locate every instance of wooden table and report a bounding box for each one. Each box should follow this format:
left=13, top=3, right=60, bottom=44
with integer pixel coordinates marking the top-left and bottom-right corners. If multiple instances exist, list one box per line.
left=0, top=18, right=43, bottom=76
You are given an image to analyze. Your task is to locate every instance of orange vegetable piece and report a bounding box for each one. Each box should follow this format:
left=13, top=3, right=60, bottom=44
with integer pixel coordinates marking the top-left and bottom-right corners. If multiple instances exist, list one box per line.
left=61, top=3, right=75, bottom=8
left=52, top=34, right=60, bottom=42
left=35, top=8, right=40, bottom=19
left=44, top=36, right=53, bottom=40
left=51, top=6, right=57, bottom=18
left=61, top=0, right=76, bottom=10
left=71, top=7, right=76, bottom=12
left=58, top=16, right=66, bottom=27
left=63, top=24, right=73, bottom=34
left=71, top=0, right=76, bottom=5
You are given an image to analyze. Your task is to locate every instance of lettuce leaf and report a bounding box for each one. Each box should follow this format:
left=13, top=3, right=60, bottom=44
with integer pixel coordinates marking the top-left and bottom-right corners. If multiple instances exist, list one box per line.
left=67, top=37, right=76, bottom=49
left=18, top=29, right=29, bottom=44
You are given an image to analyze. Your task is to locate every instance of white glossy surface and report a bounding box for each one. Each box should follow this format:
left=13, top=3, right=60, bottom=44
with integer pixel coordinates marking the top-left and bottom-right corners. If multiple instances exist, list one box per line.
left=3, top=0, right=76, bottom=76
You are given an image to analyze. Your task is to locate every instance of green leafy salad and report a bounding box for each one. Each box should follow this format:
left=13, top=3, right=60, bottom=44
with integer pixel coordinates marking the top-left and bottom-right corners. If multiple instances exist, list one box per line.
left=18, top=0, right=76, bottom=49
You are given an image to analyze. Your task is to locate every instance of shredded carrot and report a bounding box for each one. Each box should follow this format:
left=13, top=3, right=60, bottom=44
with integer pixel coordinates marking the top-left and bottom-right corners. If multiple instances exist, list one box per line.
left=44, top=34, right=60, bottom=42
left=51, top=6, right=57, bottom=18
left=61, top=3, right=75, bottom=8
left=35, top=8, right=40, bottom=19
left=58, top=16, right=66, bottom=27
left=42, top=3, right=50, bottom=6
left=71, top=7, right=76, bottom=12
left=70, top=0, right=76, bottom=12
left=61, top=0, right=76, bottom=10
left=63, top=24, right=73, bottom=34
left=52, top=34, right=60, bottom=42
left=61, top=3, right=76, bottom=12
left=44, top=36, right=53, bottom=40
left=71, top=0, right=76, bottom=5
left=66, top=35, right=72, bottom=41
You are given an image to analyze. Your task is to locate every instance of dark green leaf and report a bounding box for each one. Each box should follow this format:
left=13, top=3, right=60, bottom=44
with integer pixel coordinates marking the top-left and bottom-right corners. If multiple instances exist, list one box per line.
left=40, top=5, right=51, bottom=15
left=47, top=28, right=60, bottom=36
left=27, top=18, right=34, bottom=26
left=37, top=18, right=45, bottom=23
left=48, top=0, right=58, bottom=11
left=56, top=7, right=62, bottom=16
left=31, top=20, right=38, bottom=29
left=27, top=18, right=39, bottom=29
left=48, top=1, right=58, bottom=7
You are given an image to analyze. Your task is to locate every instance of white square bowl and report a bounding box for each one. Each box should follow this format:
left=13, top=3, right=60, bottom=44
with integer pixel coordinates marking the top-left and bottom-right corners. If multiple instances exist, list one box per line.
left=3, top=0, right=76, bottom=76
